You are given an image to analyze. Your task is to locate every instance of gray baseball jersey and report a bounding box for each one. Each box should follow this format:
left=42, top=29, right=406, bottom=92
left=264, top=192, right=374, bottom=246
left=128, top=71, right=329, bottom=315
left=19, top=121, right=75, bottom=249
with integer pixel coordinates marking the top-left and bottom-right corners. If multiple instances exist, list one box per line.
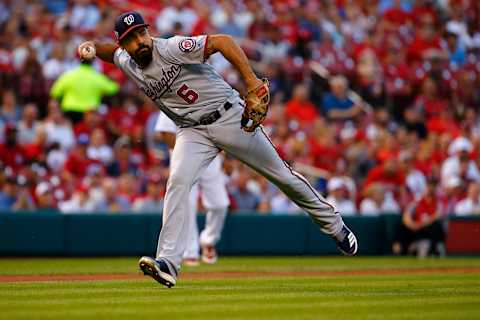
left=114, top=36, right=240, bottom=127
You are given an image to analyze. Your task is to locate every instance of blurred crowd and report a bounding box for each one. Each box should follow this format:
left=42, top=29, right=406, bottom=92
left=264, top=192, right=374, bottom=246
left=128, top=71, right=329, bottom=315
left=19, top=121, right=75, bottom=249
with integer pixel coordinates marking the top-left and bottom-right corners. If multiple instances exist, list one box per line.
left=1, top=0, right=480, bottom=220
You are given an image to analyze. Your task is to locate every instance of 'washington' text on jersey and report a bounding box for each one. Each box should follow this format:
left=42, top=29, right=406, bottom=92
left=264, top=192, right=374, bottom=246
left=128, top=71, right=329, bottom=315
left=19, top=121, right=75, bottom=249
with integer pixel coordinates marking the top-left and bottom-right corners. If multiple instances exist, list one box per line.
left=141, top=64, right=182, bottom=100
left=113, top=35, right=237, bottom=127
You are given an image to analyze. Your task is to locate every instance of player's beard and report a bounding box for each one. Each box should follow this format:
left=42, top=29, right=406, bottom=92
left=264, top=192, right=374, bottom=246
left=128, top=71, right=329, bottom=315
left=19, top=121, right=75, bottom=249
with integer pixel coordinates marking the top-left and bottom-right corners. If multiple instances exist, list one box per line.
left=134, top=44, right=153, bottom=68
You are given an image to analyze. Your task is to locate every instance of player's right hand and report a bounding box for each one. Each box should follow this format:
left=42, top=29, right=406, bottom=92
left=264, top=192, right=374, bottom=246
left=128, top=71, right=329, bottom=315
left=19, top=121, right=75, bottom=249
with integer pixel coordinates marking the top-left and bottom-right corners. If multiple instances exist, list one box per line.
left=78, top=41, right=96, bottom=61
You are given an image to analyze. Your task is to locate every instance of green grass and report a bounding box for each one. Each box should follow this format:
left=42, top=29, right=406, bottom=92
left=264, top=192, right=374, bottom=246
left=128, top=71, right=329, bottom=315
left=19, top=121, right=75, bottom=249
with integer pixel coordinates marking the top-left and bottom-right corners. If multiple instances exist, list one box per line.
left=1, top=257, right=479, bottom=320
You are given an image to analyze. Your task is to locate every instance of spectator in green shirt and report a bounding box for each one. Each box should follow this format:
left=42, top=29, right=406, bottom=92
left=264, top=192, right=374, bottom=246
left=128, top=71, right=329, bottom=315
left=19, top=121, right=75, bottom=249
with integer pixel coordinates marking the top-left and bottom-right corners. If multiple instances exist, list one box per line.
left=50, top=60, right=119, bottom=123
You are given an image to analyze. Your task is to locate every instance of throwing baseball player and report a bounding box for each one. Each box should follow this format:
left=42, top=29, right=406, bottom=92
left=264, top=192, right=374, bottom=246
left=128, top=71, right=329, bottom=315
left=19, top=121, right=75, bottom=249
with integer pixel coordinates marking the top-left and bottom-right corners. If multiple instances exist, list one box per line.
left=78, top=11, right=358, bottom=288
left=155, top=111, right=229, bottom=265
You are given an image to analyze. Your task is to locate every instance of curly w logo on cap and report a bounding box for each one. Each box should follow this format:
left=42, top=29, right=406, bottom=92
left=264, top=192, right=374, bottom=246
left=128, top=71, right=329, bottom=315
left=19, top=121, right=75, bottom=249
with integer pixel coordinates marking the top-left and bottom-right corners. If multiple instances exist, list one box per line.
left=123, top=15, right=135, bottom=26
left=114, top=11, right=149, bottom=42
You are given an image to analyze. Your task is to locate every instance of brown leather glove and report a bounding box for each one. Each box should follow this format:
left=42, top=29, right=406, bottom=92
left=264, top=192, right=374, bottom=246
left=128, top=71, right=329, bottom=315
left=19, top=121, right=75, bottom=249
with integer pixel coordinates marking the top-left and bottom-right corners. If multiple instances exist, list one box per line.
left=241, top=79, right=270, bottom=132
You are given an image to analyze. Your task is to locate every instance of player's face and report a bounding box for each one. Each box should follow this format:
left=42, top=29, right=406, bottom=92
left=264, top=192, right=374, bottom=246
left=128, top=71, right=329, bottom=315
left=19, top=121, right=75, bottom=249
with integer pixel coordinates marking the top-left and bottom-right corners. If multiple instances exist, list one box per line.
left=121, top=27, right=153, bottom=68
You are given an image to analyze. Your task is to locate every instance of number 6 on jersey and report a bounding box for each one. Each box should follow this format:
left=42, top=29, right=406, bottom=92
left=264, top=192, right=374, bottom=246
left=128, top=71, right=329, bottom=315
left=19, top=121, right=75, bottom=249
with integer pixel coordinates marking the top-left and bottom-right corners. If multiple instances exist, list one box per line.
left=177, top=84, right=199, bottom=104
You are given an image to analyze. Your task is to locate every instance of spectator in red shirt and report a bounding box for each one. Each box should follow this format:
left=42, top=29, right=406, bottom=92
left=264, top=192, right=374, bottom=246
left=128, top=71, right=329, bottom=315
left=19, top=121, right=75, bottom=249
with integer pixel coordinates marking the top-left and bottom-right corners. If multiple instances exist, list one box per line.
left=284, top=84, right=318, bottom=125
left=190, top=6, right=214, bottom=36
left=410, top=0, right=436, bottom=27
left=23, top=125, right=48, bottom=164
left=0, top=47, right=14, bottom=76
left=309, top=124, right=341, bottom=172
left=393, top=177, right=446, bottom=257
left=426, top=108, right=460, bottom=137
left=272, top=8, right=299, bottom=45
left=354, top=46, right=385, bottom=108
left=375, top=133, right=400, bottom=164
left=62, top=134, right=97, bottom=180
left=407, top=14, right=443, bottom=63
left=73, top=110, right=106, bottom=138
left=383, top=0, right=411, bottom=27
left=0, top=125, right=26, bottom=173
left=412, top=77, right=448, bottom=118
left=106, top=96, right=142, bottom=137
left=364, top=156, right=405, bottom=193
left=382, top=40, right=413, bottom=116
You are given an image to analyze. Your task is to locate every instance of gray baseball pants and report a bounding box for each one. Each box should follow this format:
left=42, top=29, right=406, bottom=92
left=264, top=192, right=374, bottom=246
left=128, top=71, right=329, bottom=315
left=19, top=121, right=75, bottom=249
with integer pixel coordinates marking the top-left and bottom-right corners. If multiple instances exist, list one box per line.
left=156, top=102, right=345, bottom=269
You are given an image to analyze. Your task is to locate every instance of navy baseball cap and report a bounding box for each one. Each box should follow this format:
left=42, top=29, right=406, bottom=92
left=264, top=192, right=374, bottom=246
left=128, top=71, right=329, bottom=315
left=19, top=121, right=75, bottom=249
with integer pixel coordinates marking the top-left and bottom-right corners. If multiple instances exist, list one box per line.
left=114, top=11, right=149, bottom=42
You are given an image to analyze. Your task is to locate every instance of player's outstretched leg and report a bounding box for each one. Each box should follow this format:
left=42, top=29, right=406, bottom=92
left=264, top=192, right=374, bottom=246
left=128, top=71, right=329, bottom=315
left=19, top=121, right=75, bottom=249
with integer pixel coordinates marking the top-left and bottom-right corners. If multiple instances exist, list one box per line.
left=211, top=105, right=358, bottom=255
left=141, top=128, right=219, bottom=287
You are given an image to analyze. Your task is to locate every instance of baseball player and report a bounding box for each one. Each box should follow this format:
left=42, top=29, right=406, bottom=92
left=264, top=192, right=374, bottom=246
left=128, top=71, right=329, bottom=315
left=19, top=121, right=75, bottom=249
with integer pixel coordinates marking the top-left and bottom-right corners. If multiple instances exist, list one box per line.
left=78, top=11, right=358, bottom=288
left=155, top=111, right=229, bottom=265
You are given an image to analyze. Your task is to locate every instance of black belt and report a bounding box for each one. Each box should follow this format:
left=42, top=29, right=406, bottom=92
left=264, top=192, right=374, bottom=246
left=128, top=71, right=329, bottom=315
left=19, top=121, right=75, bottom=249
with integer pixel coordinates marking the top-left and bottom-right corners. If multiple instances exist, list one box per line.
left=196, top=102, right=233, bottom=126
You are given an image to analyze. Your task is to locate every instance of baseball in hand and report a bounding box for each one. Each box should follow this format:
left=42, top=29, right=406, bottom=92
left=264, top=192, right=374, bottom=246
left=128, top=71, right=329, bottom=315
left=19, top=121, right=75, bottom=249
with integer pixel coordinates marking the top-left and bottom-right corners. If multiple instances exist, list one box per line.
left=79, top=43, right=96, bottom=60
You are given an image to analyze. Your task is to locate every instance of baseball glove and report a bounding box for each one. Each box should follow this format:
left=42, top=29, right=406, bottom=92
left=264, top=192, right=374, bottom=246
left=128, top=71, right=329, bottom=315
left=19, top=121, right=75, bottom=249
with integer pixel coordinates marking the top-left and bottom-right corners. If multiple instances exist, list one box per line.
left=241, top=78, right=270, bottom=132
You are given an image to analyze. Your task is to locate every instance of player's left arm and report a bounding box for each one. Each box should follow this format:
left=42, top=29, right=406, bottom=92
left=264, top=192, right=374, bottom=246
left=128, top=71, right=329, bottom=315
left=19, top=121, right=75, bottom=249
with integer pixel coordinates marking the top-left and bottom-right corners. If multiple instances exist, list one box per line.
left=206, top=34, right=270, bottom=131
left=205, top=34, right=262, bottom=92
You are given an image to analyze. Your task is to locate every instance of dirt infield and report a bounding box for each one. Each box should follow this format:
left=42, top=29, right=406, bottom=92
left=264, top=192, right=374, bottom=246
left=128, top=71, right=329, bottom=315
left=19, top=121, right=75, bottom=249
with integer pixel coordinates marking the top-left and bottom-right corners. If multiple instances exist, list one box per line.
left=1, top=267, right=479, bottom=283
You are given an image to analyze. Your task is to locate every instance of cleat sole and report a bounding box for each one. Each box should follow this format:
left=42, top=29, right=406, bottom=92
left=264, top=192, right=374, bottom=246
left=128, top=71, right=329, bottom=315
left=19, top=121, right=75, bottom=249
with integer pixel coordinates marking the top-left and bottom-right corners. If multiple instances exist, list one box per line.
left=139, top=258, right=176, bottom=288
